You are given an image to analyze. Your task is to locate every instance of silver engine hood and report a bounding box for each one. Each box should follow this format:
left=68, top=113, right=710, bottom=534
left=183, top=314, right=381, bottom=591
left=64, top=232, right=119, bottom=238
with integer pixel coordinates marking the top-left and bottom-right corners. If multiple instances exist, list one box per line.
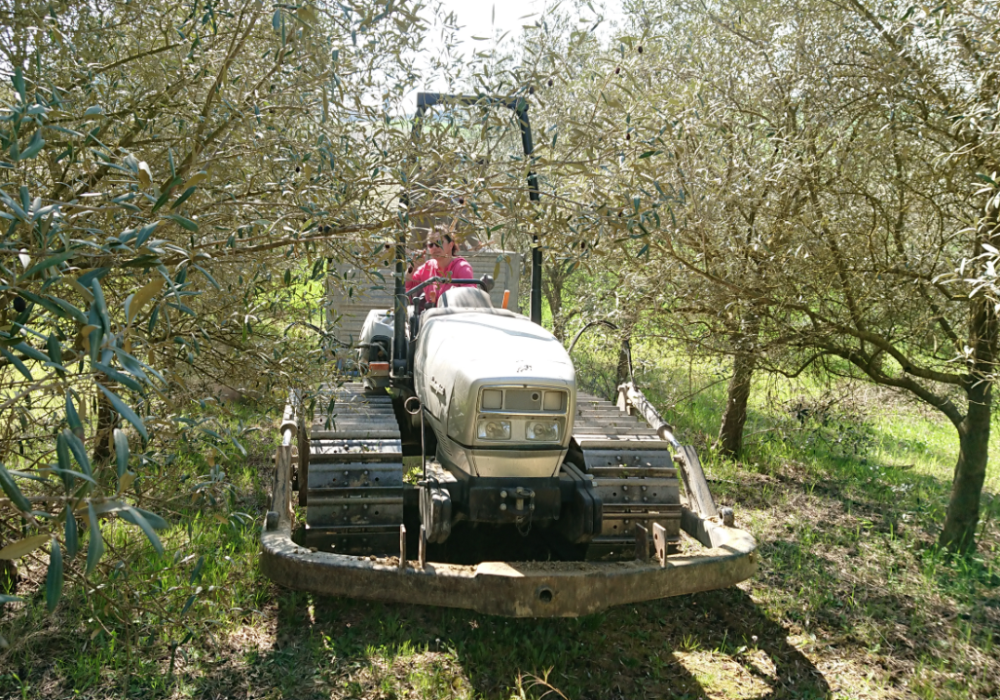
left=413, top=309, right=576, bottom=477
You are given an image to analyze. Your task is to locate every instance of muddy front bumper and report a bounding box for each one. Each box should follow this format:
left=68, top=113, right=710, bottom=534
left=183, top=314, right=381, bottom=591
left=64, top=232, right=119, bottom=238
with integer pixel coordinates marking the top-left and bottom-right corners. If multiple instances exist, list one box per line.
left=260, top=448, right=757, bottom=618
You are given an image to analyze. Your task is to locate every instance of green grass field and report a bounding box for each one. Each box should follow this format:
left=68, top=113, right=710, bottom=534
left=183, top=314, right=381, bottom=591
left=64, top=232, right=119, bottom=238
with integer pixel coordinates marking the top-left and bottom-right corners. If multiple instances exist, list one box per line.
left=1, top=339, right=998, bottom=699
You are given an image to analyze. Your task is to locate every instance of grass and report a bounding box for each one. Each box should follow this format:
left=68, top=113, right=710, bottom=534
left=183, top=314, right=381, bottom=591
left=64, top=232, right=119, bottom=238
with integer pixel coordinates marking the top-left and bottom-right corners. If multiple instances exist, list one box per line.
left=1, top=337, right=999, bottom=699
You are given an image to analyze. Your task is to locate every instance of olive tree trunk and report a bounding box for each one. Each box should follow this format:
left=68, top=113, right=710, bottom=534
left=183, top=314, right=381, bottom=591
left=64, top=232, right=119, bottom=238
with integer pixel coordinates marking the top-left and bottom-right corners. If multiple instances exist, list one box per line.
left=542, top=261, right=574, bottom=343
left=941, top=389, right=992, bottom=552
left=940, top=202, right=998, bottom=552
left=616, top=334, right=632, bottom=388
left=940, top=271, right=996, bottom=551
left=717, top=350, right=755, bottom=458
left=717, top=316, right=760, bottom=458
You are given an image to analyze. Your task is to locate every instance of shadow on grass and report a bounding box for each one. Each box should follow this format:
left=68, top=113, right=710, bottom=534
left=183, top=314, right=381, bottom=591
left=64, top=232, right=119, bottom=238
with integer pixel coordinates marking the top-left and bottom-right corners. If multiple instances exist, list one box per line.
left=185, top=584, right=830, bottom=700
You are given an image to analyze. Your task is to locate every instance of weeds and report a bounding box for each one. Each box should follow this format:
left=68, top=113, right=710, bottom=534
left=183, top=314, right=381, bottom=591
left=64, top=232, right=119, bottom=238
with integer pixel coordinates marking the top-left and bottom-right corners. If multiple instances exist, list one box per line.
left=514, top=669, right=569, bottom=700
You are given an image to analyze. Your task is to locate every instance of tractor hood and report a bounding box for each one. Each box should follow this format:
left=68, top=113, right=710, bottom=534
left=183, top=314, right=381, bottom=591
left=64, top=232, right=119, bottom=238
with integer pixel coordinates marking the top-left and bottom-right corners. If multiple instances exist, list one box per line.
left=414, top=309, right=576, bottom=452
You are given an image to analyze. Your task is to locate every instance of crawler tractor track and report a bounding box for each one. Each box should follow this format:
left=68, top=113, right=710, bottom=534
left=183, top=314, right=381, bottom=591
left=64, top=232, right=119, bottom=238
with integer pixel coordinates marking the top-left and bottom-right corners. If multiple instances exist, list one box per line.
left=302, top=383, right=404, bottom=554
left=570, top=392, right=681, bottom=560
left=264, top=385, right=759, bottom=616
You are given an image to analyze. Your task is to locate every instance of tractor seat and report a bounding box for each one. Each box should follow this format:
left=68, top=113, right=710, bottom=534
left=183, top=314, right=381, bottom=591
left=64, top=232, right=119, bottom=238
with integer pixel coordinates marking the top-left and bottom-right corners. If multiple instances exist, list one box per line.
left=437, top=287, right=493, bottom=309
left=411, top=289, right=514, bottom=339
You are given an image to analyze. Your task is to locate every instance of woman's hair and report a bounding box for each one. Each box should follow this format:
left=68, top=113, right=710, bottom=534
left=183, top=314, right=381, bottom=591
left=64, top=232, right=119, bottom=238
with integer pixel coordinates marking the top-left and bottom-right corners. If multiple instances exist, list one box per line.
left=431, top=224, right=457, bottom=253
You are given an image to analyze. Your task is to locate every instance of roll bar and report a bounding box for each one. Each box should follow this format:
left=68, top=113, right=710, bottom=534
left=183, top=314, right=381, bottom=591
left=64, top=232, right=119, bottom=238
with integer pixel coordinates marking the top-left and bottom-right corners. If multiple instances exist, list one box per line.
left=412, top=93, right=540, bottom=200
left=393, top=92, right=543, bottom=380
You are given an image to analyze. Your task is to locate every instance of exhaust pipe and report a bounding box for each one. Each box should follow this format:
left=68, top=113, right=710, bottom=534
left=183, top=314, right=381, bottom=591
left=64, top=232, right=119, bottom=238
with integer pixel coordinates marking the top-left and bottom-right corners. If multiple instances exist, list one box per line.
left=530, top=236, right=542, bottom=325
left=517, top=99, right=543, bottom=327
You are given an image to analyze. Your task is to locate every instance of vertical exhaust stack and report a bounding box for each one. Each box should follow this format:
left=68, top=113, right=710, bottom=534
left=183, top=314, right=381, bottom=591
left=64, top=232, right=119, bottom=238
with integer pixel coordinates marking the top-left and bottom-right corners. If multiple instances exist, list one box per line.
left=530, top=237, right=543, bottom=326
left=517, top=97, right=543, bottom=327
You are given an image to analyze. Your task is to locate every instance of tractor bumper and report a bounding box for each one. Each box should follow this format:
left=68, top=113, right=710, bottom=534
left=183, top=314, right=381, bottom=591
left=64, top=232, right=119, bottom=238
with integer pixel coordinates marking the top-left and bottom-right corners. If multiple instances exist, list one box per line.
left=261, top=449, right=757, bottom=618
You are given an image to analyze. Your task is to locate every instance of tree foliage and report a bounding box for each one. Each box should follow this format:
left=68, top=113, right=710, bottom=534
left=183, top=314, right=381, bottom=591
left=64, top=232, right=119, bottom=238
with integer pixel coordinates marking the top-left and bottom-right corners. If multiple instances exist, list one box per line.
left=510, top=0, right=1000, bottom=551
left=0, top=0, right=440, bottom=618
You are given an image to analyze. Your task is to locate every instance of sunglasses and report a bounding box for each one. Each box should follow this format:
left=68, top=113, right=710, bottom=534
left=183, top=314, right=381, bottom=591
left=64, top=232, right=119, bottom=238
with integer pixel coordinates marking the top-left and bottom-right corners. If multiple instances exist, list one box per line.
left=426, top=235, right=453, bottom=250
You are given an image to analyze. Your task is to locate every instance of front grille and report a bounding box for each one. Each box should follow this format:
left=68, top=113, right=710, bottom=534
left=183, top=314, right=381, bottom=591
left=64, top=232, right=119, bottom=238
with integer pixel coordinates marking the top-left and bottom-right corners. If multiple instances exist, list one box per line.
left=504, top=389, right=542, bottom=411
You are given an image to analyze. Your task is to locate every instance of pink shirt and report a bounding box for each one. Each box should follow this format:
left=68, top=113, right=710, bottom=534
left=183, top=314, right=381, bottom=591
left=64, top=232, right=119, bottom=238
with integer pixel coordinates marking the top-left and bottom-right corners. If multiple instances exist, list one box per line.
left=405, top=256, right=475, bottom=303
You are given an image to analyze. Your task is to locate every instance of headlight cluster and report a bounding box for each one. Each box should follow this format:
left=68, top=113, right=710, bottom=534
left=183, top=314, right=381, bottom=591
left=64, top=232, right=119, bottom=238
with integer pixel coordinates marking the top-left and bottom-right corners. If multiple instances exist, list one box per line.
left=526, top=420, right=559, bottom=441
left=477, top=419, right=511, bottom=441
left=475, top=387, right=567, bottom=444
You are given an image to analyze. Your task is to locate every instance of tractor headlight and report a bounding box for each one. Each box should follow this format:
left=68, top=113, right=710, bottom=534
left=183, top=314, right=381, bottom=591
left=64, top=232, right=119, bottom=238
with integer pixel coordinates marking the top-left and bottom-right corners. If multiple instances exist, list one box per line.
left=477, top=419, right=511, bottom=441
left=525, top=420, right=560, bottom=441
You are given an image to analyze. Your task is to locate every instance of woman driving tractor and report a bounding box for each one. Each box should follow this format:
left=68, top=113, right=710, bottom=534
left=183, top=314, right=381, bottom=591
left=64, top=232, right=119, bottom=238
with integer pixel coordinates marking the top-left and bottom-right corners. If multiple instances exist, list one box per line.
left=404, top=223, right=476, bottom=304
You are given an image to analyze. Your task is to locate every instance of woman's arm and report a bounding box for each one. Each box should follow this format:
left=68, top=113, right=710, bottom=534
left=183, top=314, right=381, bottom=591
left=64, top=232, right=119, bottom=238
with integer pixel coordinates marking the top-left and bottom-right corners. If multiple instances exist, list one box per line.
left=405, top=259, right=434, bottom=291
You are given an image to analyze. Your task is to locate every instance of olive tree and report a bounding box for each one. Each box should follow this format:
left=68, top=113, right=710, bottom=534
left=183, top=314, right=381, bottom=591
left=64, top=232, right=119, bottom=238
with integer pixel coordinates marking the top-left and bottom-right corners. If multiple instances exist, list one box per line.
left=512, top=0, right=999, bottom=551
left=0, top=0, right=436, bottom=624
left=629, top=0, right=1000, bottom=551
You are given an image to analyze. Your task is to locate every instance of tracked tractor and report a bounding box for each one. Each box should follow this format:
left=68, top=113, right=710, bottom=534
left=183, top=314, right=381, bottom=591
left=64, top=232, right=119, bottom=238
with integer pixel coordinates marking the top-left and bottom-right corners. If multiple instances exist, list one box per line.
left=261, top=94, right=757, bottom=617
